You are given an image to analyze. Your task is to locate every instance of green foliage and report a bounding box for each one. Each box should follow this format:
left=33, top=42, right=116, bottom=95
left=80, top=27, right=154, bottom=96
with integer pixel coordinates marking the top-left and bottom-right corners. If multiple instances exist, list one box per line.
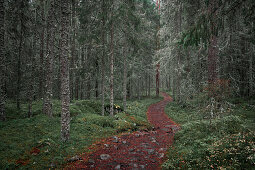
left=0, top=97, right=159, bottom=169
left=162, top=98, right=255, bottom=169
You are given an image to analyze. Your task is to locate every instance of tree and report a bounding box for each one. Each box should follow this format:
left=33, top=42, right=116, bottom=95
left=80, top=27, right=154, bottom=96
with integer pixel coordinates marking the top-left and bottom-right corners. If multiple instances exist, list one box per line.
left=60, top=0, right=71, bottom=142
left=110, top=0, right=114, bottom=116
left=101, top=0, right=106, bottom=116
left=43, top=0, right=55, bottom=117
left=0, top=0, right=5, bottom=121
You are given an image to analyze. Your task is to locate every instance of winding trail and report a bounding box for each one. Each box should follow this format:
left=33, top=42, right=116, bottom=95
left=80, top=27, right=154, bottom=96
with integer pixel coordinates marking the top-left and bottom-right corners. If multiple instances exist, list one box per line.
left=69, top=92, right=180, bottom=169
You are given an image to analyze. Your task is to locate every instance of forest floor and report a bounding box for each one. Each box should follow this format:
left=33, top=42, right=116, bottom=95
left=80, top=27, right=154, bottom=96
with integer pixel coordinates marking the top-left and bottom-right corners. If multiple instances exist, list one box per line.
left=68, top=92, right=180, bottom=169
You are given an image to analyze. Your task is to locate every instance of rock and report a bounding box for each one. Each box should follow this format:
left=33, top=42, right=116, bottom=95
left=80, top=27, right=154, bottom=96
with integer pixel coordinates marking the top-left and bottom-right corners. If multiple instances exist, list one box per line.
left=140, top=143, right=150, bottom=148
left=67, top=155, right=81, bottom=162
left=129, top=148, right=135, bottom=152
left=151, top=137, right=157, bottom=143
left=146, top=149, right=155, bottom=154
left=150, top=159, right=156, bottom=163
left=139, top=165, right=145, bottom=169
left=113, top=136, right=119, bottom=143
left=100, top=154, right=111, bottom=160
left=161, top=128, right=170, bottom=132
left=159, top=148, right=167, bottom=152
left=115, top=165, right=121, bottom=169
left=88, top=158, right=95, bottom=164
left=158, top=153, right=164, bottom=158
left=165, top=125, right=172, bottom=128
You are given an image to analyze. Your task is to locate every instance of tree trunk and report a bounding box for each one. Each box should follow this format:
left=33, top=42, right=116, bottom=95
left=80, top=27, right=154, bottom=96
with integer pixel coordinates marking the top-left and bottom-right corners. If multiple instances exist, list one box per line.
left=148, top=74, right=151, bottom=97
left=110, top=3, right=114, bottom=116
left=123, top=47, right=127, bottom=111
left=208, top=0, right=218, bottom=85
left=249, top=45, right=253, bottom=97
left=17, top=12, right=23, bottom=110
left=43, top=0, right=55, bottom=117
left=39, top=0, right=45, bottom=99
left=156, top=63, right=160, bottom=97
left=60, top=0, right=71, bottom=142
left=0, top=0, right=5, bottom=121
left=101, top=0, right=106, bottom=116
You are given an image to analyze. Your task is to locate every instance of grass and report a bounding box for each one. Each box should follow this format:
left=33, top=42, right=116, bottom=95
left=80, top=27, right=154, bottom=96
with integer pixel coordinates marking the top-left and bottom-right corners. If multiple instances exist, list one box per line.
left=162, top=95, right=255, bottom=169
left=0, top=96, right=161, bottom=169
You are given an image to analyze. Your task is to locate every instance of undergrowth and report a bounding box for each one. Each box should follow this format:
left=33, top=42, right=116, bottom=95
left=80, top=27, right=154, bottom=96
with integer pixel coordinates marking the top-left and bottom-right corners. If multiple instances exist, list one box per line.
left=163, top=95, right=255, bottom=169
left=0, top=97, right=160, bottom=169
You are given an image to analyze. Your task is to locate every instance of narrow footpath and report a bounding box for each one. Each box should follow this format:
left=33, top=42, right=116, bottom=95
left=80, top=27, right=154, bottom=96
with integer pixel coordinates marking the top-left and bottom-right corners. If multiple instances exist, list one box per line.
left=70, top=92, right=180, bottom=169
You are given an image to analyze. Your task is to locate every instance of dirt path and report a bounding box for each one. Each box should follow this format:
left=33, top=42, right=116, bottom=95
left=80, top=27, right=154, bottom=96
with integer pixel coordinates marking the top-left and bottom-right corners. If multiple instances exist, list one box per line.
left=69, top=92, right=180, bottom=169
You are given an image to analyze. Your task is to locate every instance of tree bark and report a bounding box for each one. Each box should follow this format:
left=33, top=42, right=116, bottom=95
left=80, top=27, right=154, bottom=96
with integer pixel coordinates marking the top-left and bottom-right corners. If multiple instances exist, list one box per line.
left=208, top=0, right=218, bottom=84
left=43, top=0, right=55, bottom=117
left=110, top=3, right=114, bottom=116
left=0, top=0, right=6, bottom=121
left=39, top=0, right=45, bottom=99
left=60, top=0, right=71, bottom=142
left=101, top=0, right=106, bottom=116
left=123, top=47, right=127, bottom=111
left=249, top=45, right=253, bottom=97
left=156, top=63, right=160, bottom=97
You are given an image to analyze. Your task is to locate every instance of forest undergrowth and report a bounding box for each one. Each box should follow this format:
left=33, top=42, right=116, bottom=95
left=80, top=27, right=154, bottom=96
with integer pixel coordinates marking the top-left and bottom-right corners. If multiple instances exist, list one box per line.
left=0, top=96, right=161, bottom=169
left=162, top=92, right=255, bottom=169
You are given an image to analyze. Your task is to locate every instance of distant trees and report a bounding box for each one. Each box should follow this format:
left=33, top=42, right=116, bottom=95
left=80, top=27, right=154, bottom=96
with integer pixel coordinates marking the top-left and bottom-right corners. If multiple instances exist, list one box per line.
left=0, top=0, right=158, bottom=138
left=160, top=0, right=255, bottom=103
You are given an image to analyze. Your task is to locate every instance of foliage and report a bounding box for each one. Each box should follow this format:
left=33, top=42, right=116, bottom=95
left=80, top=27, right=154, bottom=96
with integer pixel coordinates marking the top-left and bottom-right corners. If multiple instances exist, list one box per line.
left=0, top=97, right=159, bottom=169
left=162, top=98, right=255, bottom=169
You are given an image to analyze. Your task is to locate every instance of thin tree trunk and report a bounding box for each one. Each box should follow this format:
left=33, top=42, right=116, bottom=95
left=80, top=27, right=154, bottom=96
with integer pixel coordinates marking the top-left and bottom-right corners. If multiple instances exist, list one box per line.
left=148, top=74, right=151, bottom=97
left=0, top=0, right=5, bottom=121
left=101, top=0, right=106, bottom=116
left=249, top=45, right=253, bottom=97
left=208, top=0, right=218, bottom=84
left=123, top=47, right=127, bottom=111
left=156, top=63, right=160, bottom=97
left=39, top=0, right=45, bottom=99
left=110, top=3, right=114, bottom=116
left=17, top=24, right=22, bottom=110
left=176, top=3, right=182, bottom=102
left=43, top=0, right=55, bottom=117
left=60, top=0, right=71, bottom=142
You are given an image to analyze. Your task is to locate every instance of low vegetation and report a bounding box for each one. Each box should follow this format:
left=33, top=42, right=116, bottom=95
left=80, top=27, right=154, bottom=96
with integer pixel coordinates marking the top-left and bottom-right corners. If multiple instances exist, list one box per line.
left=0, top=97, right=161, bottom=169
left=162, top=95, right=255, bottom=169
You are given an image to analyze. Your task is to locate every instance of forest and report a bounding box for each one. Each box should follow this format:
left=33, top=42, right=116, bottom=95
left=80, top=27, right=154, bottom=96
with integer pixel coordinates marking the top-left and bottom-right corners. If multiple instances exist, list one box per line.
left=0, top=0, right=254, bottom=169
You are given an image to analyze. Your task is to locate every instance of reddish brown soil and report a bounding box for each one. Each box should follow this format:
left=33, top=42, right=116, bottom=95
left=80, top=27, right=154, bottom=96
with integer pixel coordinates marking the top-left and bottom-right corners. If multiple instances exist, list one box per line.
left=68, top=92, right=180, bottom=170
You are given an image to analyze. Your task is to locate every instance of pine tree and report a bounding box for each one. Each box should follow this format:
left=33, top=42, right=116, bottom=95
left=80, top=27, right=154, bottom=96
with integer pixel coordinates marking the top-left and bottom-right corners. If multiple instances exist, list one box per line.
left=60, top=0, right=71, bottom=142
left=0, top=0, right=5, bottom=121
left=43, top=0, right=55, bottom=117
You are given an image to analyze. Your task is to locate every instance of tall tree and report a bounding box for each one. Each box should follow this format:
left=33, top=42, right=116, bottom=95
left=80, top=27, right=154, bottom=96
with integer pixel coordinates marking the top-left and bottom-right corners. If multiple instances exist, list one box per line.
left=101, top=0, right=106, bottom=116
left=39, top=0, right=45, bottom=99
left=110, top=0, right=114, bottom=116
left=43, top=0, right=55, bottom=117
left=207, top=0, right=218, bottom=84
left=123, top=47, right=127, bottom=111
left=60, top=0, right=71, bottom=142
left=0, top=0, right=5, bottom=121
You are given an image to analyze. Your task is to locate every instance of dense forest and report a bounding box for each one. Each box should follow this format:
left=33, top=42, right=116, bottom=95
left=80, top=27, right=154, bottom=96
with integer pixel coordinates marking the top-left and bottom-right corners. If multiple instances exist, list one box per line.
left=0, top=0, right=254, bottom=169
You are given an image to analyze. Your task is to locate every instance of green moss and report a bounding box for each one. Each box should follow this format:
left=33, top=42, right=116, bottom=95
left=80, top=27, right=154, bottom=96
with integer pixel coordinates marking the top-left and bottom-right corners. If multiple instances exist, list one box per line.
left=0, top=97, right=160, bottom=169
left=163, top=97, right=255, bottom=169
